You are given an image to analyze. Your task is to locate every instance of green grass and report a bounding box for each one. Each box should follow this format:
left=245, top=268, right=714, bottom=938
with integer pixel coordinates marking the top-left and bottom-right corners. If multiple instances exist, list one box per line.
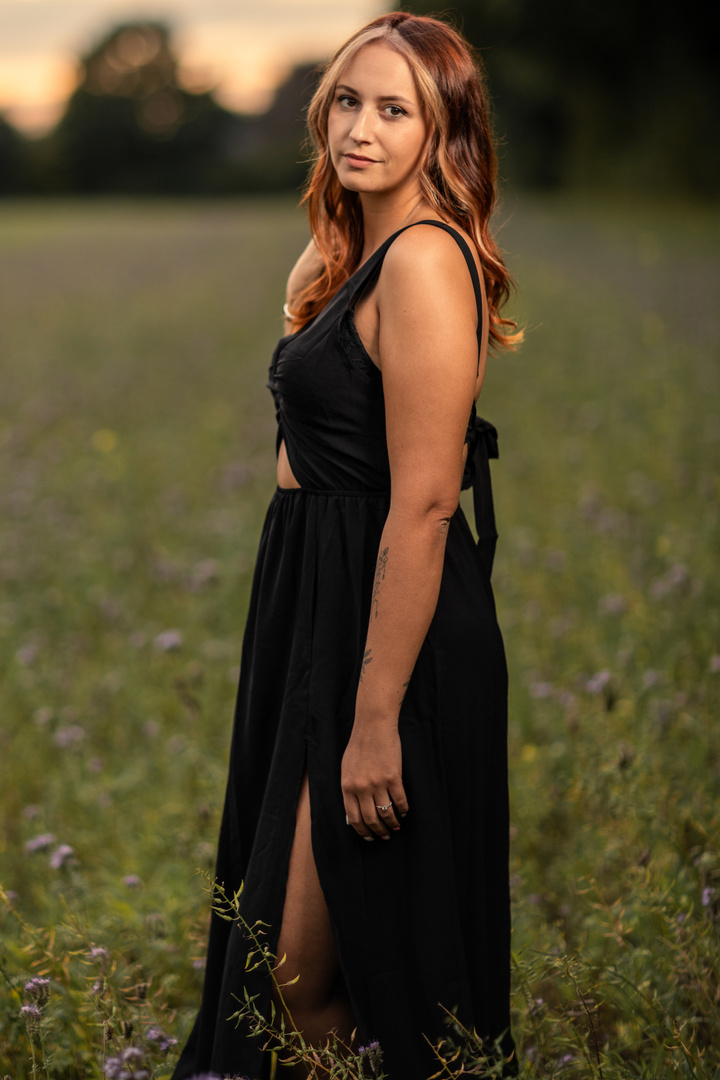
left=0, top=194, right=718, bottom=1078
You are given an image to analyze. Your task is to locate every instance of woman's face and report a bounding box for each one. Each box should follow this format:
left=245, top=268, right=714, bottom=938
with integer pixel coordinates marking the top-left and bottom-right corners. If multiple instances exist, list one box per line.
left=328, top=42, right=430, bottom=199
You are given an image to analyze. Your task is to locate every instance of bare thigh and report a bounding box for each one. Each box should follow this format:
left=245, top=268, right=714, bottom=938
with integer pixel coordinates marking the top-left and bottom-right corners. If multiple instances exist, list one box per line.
left=274, top=773, right=344, bottom=1011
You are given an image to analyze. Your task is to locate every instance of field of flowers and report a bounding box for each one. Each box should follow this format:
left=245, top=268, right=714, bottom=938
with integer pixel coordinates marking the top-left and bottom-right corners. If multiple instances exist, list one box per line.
left=0, top=194, right=718, bottom=1078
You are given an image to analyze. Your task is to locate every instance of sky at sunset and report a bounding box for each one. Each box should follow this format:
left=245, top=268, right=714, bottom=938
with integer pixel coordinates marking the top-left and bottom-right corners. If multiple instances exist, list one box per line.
left=0, top=0, right=384, bottom=133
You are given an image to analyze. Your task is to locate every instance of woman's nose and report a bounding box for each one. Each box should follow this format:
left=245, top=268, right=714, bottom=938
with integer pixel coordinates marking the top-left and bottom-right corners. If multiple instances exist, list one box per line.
left=350, top=108, right=372, bottom=143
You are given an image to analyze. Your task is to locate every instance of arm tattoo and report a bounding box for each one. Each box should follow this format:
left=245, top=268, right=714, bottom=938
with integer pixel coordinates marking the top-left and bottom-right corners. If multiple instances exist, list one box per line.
left=359, top=648, right=373, bottom=683
left=371, top=546, right=389, bottom=620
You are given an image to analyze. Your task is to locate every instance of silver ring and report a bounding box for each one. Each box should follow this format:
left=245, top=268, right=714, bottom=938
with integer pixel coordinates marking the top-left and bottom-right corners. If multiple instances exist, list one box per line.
left=345, top=814, right=350, bottom=825
left=375, top=803, right=392, bottom=812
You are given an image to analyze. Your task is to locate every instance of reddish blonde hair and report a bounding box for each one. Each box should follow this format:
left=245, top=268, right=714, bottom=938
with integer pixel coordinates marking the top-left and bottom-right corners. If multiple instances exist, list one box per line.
left=290, top=11, right=521, bottom=351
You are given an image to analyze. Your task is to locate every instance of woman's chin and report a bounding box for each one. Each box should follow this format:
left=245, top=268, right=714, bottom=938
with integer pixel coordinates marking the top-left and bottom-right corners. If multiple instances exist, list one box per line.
left=335, top=169, right=377, bottom=194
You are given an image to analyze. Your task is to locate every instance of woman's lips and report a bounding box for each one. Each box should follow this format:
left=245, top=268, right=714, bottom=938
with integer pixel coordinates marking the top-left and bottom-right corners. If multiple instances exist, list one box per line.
left=344, top=154, right=377, bottom=168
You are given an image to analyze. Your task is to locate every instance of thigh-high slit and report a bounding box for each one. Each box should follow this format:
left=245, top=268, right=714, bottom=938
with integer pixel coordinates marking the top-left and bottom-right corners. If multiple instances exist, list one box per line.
left=272, top=772, right=356, bottom=1076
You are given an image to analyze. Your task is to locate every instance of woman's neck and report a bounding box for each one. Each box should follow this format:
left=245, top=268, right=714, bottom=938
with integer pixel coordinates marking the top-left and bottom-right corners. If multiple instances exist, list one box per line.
left=359, top=192, right=437, bottom=261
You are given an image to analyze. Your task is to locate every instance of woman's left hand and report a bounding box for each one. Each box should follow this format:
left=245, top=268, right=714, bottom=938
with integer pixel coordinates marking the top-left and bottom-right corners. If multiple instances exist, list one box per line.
left=341, top=722, right=408, bottom=840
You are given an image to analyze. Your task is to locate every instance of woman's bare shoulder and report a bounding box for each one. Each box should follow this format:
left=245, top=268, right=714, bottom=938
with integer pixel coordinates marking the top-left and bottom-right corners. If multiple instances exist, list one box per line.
left=378, top=224, right=477, bottom=313
left=382, top=221, right=481, bottom=283
left=286, top=237, right=324, bottom=305
left=376, top=222, right=489, bottom=382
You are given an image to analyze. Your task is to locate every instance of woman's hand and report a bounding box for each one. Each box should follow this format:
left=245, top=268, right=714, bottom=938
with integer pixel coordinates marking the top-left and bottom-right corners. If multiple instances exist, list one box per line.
left=341, top=721, right=409, bottom=840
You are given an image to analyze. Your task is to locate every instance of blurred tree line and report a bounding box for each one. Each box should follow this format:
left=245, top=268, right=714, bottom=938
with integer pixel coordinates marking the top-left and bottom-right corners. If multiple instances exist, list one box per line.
left=0, top=22, right=318, bottom=196
left=0, top=5, right=718, bottom=197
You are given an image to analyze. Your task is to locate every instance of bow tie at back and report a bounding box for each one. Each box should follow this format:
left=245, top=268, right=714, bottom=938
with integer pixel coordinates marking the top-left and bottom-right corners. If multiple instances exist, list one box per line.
left=462, top=412, right=499, bottom=578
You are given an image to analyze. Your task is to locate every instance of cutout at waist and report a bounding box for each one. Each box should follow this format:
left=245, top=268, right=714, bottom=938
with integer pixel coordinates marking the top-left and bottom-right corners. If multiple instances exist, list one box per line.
left=277, top=439, right=301, bottom=489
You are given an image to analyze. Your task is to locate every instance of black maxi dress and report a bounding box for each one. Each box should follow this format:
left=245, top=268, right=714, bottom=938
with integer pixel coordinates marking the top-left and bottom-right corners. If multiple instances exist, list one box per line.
left=172, top=221, right=514, bottom=1080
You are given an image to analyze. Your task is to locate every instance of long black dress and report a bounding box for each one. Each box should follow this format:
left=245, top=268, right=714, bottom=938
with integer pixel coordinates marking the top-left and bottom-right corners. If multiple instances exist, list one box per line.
left=172, top=221, right=514, bottom=1080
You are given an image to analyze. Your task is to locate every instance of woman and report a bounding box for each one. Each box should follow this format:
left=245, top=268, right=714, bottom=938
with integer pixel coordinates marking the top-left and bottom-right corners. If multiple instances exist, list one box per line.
left=173, top=12, right=520, bottom=1080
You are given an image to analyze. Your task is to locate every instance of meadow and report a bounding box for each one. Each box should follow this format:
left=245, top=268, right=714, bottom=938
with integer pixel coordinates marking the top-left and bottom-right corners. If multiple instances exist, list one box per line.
left=0, top=194, right=718, bottom=1078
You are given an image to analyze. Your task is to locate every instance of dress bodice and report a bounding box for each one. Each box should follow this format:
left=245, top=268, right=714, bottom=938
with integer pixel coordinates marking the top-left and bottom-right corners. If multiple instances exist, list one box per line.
left=267, top=220, right=499, bottom=571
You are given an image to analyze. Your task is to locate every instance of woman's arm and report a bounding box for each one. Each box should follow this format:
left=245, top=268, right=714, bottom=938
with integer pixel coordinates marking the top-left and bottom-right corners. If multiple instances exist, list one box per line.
left=341, top=225, right=484, bottom=840
left=283, top=237, right=324, bottom=333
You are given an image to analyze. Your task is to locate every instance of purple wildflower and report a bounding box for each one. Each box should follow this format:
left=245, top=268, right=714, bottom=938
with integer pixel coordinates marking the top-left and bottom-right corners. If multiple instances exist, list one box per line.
left=194, top=841, right=214, bottom=865
left=189, top=559, right=218, bottom=590
left=594, top=507, right=625, bottom=534
left=20, top=1003, right=42, bottom=1035
left=598, top=593, right=627, bottom=615
left=123, top=874, right=142, bottom=888
left=24, top=977, right=50, bottom=1006
left=358, top=1040, right=383, bottom=1076
left=586, top=670, right=612, bottom=694
left=147, top=1026, right=178, bottom=1052
left=702, top=886, right=716, bottom=908
left=529, top=681, right=554, bottom=699
left=103, top=1046, right=150, bottom=1080
left=154, top=629, right=183, bottom=651
left=25, top=833, right=56, bottom=853
left=89, top=945, right=110, bottom=975
left=710, top=655, right=720, bottom=673
left=16, top=642, right=38, bottom=666
left=50, top=843, right=76, bottom=869
left=651, top=563, right=689, bottom=598
left=53, top=725, right=85, bottom=748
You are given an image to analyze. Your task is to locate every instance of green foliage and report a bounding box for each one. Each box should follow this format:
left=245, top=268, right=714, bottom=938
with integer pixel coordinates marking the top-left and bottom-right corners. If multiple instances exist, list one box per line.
left=0, top=195, right=719, bottom=1077
left=210, top=879, right=392, bottom=1079
left=0, top=115, right=29, bottom=195
left=406, top=1, right=720, bottom=195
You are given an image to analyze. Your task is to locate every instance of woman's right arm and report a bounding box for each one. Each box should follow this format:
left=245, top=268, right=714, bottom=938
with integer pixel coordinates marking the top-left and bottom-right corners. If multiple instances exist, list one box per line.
left=284, top=238, right=324, bottom=333
left=340, top=225, right=481, bottom=840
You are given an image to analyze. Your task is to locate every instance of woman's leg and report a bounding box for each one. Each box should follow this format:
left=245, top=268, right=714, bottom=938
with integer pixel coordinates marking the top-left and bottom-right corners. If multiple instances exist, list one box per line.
left=273, top=773, right=356, bottom=1075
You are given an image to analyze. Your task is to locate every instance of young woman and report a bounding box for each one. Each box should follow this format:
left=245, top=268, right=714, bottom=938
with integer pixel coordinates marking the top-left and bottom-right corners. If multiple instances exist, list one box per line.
left=173, top=12, right=520, bottom=1080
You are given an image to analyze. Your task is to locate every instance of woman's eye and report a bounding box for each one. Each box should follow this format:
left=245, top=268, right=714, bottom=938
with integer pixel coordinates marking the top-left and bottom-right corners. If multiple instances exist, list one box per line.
left=385, top=105, right=405, bottom=118
left=338, top=95, right=357, bottom=108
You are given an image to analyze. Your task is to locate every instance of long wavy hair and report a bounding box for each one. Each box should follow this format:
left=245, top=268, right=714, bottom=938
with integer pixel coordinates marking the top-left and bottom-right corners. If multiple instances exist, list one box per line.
left=289, top=11, right=520, bottom=350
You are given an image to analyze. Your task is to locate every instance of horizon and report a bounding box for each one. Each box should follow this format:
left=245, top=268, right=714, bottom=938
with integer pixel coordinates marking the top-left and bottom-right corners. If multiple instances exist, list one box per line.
left=0, top=0, right=384, bottom=135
